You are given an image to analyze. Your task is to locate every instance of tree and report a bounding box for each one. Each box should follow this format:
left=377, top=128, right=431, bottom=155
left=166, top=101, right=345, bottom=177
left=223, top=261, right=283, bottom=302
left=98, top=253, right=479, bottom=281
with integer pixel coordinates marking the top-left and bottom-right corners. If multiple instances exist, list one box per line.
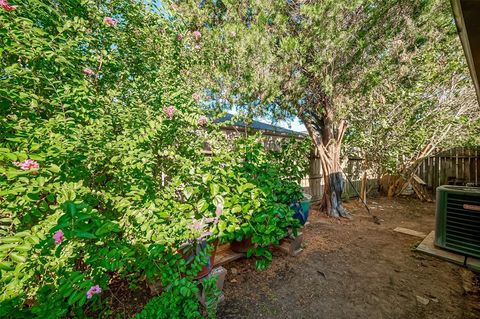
left=0, top=1, right=307, bottom=316
left=0, top=0, right=221, bottom=316
left=169, top=0, right=477, bottom=216
left=343, top=0, right=479, bottom=196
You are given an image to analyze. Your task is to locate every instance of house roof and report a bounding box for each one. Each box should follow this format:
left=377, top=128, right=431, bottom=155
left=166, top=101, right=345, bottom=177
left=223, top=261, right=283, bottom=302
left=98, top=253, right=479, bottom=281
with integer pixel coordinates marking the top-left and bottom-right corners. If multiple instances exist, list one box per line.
left=215, top=113, right=306, bottom=136
left=451, top=0, right=480, bottom=103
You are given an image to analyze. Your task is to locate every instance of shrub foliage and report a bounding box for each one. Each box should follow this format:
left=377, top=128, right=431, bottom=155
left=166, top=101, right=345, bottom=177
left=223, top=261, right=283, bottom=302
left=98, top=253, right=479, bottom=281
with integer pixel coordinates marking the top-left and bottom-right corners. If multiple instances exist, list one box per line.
left=0, top=1, right=309, bottom=317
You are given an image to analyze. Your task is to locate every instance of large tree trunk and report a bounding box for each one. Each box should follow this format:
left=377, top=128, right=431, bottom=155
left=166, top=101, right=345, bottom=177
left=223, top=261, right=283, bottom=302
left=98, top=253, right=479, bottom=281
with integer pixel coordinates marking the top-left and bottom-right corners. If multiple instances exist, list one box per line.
left=302, top=105, right=350, bottom=218
left=317, top=141, right=350, bottom=218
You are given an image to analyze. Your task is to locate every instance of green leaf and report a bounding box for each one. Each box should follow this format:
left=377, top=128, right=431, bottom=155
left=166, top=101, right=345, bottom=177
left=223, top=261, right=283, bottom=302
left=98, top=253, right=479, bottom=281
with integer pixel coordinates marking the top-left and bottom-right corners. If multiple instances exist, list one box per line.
left=29, top=154, right=45, bottom=161
left=66, top=202, right=77, bottom=217
left=73, top=231, right=96, bottom=239
left=0, top=244, right=17, bottom=251
left=196, top=199, right=207, bottom=213
left=15, top=244, right=32, bottom=252
left=9, top=253, right=26, bottom=263
left=95, top=221, right=120, bottom=236
left=67, top=291, right=83, bottom=305
left=217, top=221, right=226, bottom=232
left=231, top=205, right=242, bottom=213
left=15, top=231, right=31, bottom=238
left=238, top=183, right=255, bottom=194
left=0, top=261, right=14, bottom=271
left=209, top=183, right=219, bottom=197
left=48, top=164, right=61, bottom=173
left=0, top=237, right=22, bottom=244
left=4, top=152, right=17, bottom=161
left=179, top=286, right=190, bottom=297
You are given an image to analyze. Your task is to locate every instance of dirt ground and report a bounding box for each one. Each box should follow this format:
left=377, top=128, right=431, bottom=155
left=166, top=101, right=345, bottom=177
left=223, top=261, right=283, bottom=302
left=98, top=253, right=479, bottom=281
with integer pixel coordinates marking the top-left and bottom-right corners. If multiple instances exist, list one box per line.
left=217, top=197, right=480, bottom=319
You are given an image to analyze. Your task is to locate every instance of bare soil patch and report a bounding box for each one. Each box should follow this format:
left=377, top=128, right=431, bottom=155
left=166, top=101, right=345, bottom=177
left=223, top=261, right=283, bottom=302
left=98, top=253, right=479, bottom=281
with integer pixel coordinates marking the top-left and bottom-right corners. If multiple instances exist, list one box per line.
left=218, top=197, right=480, bottom=319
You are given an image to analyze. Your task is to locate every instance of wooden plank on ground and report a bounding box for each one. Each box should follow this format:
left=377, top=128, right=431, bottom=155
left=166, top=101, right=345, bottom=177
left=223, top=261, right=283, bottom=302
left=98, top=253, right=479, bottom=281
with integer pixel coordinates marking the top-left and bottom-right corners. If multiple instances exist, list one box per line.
left=393, top=227, right=427, bottom=238
left=213, top=244, right=245, bottom=267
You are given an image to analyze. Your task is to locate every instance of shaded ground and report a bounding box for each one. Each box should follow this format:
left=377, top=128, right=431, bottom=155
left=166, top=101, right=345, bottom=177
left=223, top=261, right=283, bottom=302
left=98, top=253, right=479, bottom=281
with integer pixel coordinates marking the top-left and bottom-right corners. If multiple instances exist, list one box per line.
left=218, top=197, right=480, bottom=319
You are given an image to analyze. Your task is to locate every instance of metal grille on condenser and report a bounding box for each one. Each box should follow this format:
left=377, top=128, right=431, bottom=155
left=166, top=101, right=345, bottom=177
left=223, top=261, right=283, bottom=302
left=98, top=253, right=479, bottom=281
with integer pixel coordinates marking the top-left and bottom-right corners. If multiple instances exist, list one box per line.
left=445, top=193, right=480, bottom=258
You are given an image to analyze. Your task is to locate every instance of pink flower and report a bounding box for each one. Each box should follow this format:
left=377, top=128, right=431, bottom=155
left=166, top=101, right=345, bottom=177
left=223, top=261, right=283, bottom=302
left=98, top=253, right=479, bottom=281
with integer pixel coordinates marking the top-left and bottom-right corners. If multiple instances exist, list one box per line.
left=163, top=106, right=175, bottom=119
left=14, top=159, right=39, bottom=171
left=104, top=17, right=118, bottom=27
left=192, top=30, right=201, bottom=41
left=215, top=203, right=223, bottom=217
left=197, top=231, right=212, bottom=241
left=192, top=93, right=200, bottom=102
left=189, top=219, right=204, bottom=231
left=213, top=203, right=223, bottom=224
left=86, top=285, right=102, bottom=299
left=53, top=230, right=64, bottom=245
left=177, top=34, right=183, bottom=41
left=0, top=0, right=17, bottom=11
left=21, top=159, right=39, bottom=171
left=197, top=115, right=208, bottom=126
left=83, top=68, right=95, bottom=76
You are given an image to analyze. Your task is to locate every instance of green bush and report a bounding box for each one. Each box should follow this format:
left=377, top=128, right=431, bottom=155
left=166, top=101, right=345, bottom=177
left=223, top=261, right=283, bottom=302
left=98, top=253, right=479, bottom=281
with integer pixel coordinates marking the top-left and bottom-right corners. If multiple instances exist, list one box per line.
left=0, top=1, right=309, bottom=317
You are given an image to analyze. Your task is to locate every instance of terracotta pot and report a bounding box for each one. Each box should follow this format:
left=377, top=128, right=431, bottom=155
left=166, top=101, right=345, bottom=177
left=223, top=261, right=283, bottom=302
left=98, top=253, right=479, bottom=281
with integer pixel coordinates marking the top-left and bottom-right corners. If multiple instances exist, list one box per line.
left=195, top=240, right=219, bottom=279
left=180, top=240, right=219, bottom=279
left=230, top=237, right=254, bottom=253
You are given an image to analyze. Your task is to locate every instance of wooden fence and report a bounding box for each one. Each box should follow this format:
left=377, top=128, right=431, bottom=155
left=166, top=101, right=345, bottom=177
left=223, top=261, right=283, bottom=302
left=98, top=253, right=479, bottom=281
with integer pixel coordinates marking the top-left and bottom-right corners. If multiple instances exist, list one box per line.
left=416, top=148, right=480, bottom=191
left=304, top=147, right=480, bottom=202
left=304, top=154, right=378, bottom=202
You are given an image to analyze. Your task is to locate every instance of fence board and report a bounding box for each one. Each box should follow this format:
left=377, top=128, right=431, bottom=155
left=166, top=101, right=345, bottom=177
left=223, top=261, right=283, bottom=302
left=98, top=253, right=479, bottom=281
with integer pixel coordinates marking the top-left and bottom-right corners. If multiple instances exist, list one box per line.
left=416, top=147, right=480, bottom=191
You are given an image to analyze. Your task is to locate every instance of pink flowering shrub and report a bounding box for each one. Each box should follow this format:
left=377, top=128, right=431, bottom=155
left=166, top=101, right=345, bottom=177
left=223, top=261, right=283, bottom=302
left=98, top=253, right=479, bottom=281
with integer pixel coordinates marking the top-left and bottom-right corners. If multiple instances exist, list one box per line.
left=13, top=159, right=39, bottom=171
left=53, top=230, right=64, bottom=245
left=0, top=2, right=229, bottom=318
left=83, top=67, right=95, bottom=76
left=0, top=0, right=16, bottom=11
left=86, top=285, right=102, bottom=299
left=104, top=17, right=118, bottom=27
left=197, top=115, right=208, bottom=126
left=0, top=1, right=305, bottom=318
left=163, top=105, right=175, bottom=119
left=192, top=30, right=201, bottom=41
